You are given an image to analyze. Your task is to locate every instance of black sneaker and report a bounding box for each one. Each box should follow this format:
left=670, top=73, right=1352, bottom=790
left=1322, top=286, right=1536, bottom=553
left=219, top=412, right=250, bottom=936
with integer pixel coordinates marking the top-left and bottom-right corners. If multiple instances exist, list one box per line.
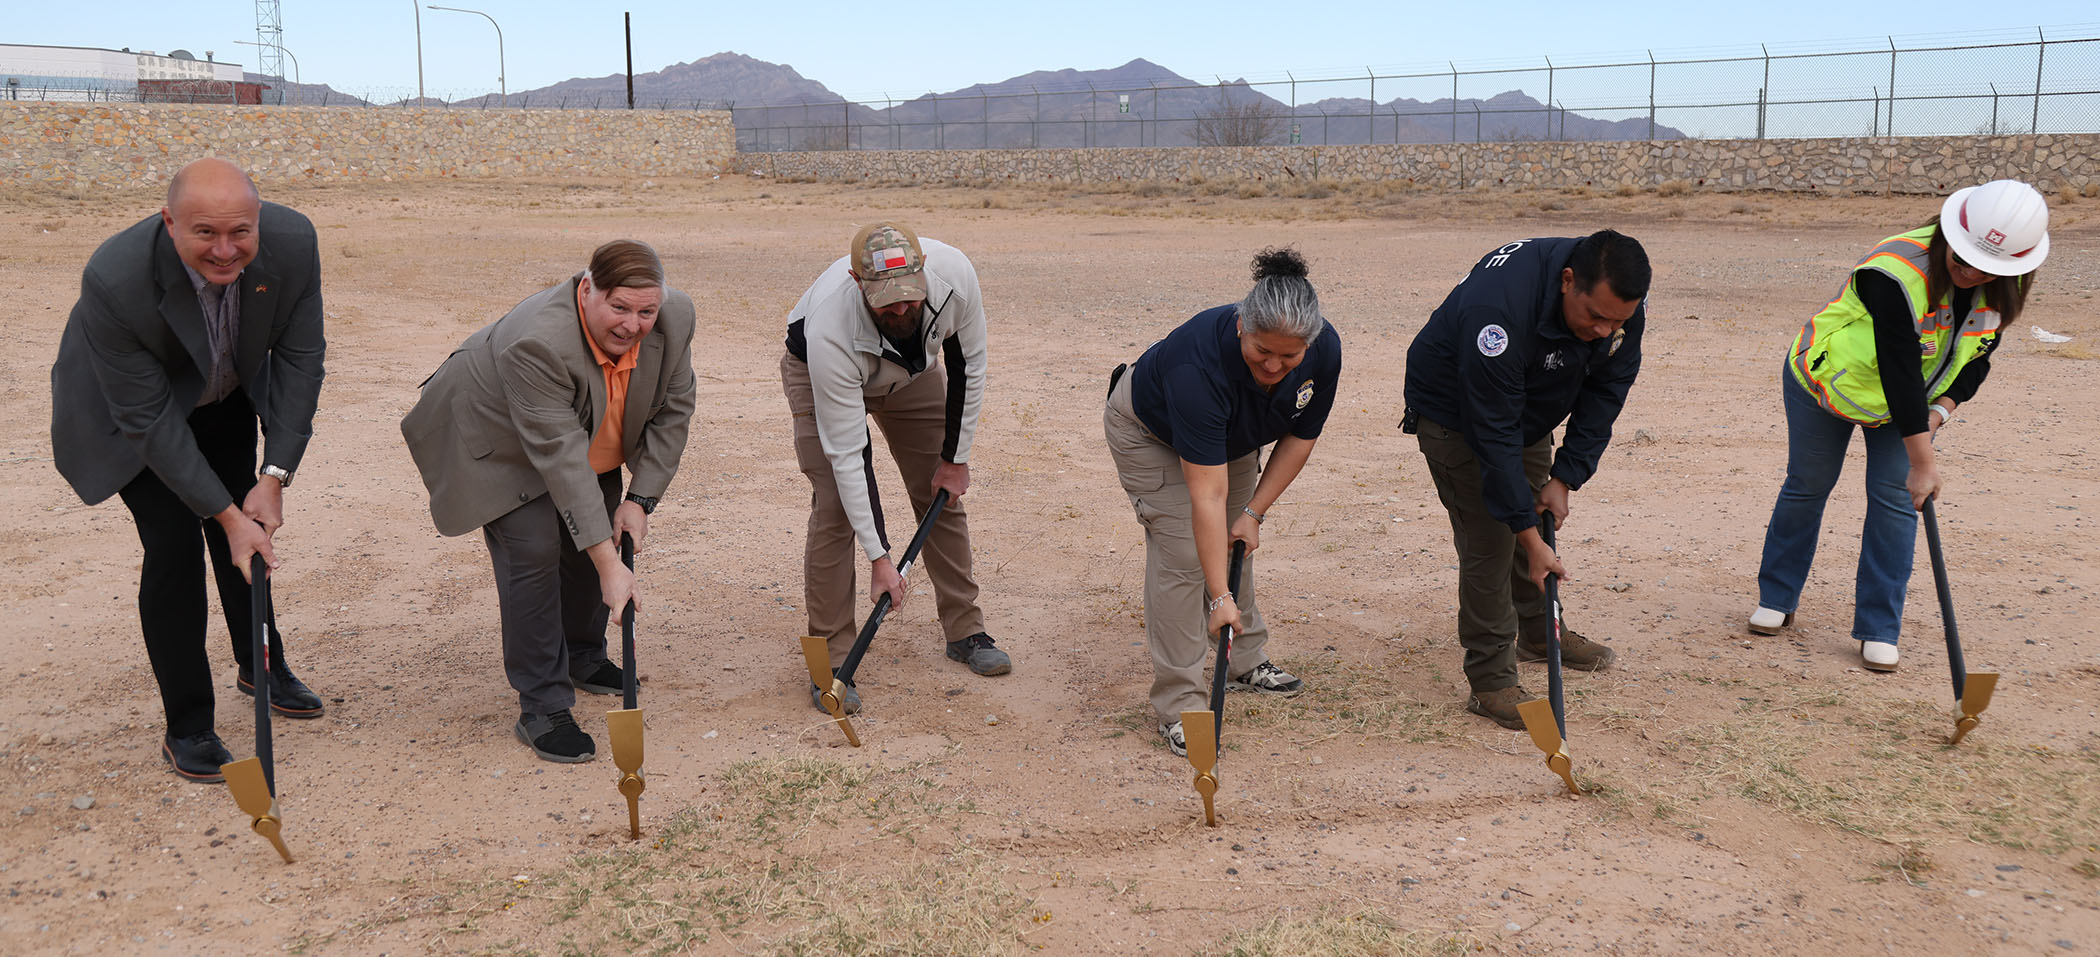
left=1227, top=660, right=1306, bottom=697
left=572, top=660, right=626, bottom=696
left=238, top=666, right=325, bottom=718
left=945, top=633, right=1012, bottom=676
left=162, top=730, right=234, bottom=783
left=514, top=709, right=595, bottom=763
left=809, top=680, right=862, bottom=715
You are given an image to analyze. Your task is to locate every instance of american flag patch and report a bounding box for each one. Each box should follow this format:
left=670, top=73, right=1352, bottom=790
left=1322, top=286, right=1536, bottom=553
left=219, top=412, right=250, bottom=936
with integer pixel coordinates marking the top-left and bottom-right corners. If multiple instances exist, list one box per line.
left=871, top=247, right=910, bottom=272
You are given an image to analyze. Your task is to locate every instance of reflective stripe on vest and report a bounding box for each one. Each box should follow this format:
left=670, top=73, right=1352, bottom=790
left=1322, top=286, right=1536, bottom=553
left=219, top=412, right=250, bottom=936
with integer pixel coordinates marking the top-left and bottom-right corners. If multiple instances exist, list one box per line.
left=1787, top=226, right=2000, bottom=425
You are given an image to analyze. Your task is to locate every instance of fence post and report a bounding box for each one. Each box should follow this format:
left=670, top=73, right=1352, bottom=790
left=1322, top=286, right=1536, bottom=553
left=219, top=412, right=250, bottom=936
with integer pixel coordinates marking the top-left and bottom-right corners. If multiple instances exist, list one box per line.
left=934, top=91, right=943, bottom=150
left=1474, top=102, right=1482, bottom=142
left=1759, top=44, right=1770, bottom=139
left=1449, top=61, right=1459, bottom=143
left=1087, top=81, right=1097, bottom=149
left=1544, top=56, right=1553, bottom=140
left=2031, top=27, right=2047, bottom=135
left=1872, top=86, right=1880, bottom=138
left=1990, top=83, right=2000, bottom=135
left=982, top=90, right=989, bottom=150
left=1030, top=87, right=1039, bottom=149
left=1647, top=50, right=1656, bottom=141
left=1366, top=68, right=1375, bottom=145
left=1886, top=37, right=1898, bottom=137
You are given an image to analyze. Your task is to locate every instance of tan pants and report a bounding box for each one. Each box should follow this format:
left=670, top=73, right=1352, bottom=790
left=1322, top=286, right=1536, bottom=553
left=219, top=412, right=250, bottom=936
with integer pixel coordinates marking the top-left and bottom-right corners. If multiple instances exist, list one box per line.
left=781, top=351, right=985, bottom=668
left=1103, top=370, right=1271, bottom=724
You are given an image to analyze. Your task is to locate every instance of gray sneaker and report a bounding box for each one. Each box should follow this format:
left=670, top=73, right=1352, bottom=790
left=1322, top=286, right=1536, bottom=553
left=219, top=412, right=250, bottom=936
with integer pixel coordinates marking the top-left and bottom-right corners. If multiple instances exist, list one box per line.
left=809, top=681, right=862, bottom=715
left=946, top=633, right=1012, bottom=676
left=1227, top=660, right=1305, bottom=697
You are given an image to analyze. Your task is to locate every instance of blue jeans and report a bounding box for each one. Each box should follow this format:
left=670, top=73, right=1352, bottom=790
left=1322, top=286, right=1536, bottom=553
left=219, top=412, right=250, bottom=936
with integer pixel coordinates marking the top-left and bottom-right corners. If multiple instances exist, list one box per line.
left=1756, top=363, right=1916, bottom=645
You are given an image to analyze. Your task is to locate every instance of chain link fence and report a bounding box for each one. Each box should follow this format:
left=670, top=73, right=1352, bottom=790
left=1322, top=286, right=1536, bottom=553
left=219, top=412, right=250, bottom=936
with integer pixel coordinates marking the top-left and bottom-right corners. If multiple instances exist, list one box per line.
left=732, top=30, right=2100, bottom=151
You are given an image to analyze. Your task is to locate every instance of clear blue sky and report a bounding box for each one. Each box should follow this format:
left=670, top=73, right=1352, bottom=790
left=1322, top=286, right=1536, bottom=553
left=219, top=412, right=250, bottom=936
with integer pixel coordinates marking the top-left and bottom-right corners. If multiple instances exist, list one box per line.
left=7, top=2, right=2097, bottom=103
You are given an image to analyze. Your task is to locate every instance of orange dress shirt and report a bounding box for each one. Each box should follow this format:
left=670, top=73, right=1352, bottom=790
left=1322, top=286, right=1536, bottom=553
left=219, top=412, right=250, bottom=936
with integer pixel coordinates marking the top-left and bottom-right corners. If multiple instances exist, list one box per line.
left=578, top=285, right=637, bottom=475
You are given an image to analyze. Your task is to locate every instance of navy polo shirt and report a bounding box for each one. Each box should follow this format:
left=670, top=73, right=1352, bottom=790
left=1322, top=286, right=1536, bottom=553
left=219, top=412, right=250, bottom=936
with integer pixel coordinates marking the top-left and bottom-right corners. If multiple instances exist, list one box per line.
left=1129, top=304, right=1342, bottom=465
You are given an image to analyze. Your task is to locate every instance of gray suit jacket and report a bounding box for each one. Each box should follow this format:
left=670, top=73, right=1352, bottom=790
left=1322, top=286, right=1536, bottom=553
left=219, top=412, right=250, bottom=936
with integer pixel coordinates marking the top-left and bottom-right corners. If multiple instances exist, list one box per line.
left=401, top=273, right=697, bottom=547
left=50, top=204, right=326, bottom=515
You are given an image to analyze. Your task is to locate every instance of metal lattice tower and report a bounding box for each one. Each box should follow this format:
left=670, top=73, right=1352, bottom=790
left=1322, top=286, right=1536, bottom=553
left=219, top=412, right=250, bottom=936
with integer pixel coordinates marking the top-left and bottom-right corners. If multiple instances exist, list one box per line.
left=254, top=0, right=284, bottom=100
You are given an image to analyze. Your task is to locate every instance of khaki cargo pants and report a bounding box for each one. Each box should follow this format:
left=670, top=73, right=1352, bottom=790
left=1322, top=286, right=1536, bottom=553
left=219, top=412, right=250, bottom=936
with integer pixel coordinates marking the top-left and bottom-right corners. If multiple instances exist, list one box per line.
left=1104, top=369, right=1273, bottom=724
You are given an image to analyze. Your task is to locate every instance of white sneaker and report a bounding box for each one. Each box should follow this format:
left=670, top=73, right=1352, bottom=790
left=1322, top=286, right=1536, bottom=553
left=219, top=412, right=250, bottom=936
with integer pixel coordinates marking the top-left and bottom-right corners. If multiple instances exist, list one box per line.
left=1861, top=641, right=1899, bottom=672
left=1158, top=720, right=1186, bottom=757
left=1747, top=606, right=1793, bottom=635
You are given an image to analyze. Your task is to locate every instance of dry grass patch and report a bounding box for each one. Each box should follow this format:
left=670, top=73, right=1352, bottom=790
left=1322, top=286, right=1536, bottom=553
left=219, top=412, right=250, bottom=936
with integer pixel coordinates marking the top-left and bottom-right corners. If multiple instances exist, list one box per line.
left=1605, top=688, right=2100, bottom=854
left=409, top=755, right=1038, bottom=956
left=1204, top=909, right=1476, bottom=956
left=1105, top=654, right=1458, bottom=754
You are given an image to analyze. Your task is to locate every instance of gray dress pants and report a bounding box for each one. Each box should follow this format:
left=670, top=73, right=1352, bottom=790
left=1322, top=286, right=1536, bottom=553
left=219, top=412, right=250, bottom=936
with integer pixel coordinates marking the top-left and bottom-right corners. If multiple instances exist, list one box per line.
left=481, top=470, right=622, bottom=714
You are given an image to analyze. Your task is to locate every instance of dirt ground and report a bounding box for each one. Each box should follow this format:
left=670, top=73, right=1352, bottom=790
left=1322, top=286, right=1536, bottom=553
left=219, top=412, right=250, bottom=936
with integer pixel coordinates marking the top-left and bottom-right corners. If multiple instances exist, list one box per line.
left=2, top=174, right=2097, bottom=956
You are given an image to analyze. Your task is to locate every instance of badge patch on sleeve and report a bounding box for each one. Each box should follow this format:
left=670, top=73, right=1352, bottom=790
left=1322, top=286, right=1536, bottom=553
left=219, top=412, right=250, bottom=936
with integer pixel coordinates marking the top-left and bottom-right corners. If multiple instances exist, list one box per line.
left=1295, top=381, right=1316, bottom=410
left=1476, top=324, right=1509, bottom=357
left=1608, top=328, right=1626, bottom=356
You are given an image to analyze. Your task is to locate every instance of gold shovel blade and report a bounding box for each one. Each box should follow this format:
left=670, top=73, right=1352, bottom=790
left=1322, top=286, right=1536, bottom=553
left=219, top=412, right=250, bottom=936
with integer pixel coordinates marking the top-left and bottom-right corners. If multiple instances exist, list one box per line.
left=1949, top=672, right=1999, bottom=746
left=1515, top=699, right=1584, bottom=795
left=221, top=758, right=294, bottom=862
left=608, top=708, right=645, bottom=773
left=799, top=636, right=860, bottom=747
left=1180, top=710, right=1220, bottom=825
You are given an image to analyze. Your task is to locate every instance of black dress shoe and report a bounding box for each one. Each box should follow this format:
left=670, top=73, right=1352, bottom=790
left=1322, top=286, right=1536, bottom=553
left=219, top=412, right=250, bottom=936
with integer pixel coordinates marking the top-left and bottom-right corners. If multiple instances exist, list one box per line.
left=162, top=731, right=234, bottom=783
left=238, top=666, right=325, bottom=718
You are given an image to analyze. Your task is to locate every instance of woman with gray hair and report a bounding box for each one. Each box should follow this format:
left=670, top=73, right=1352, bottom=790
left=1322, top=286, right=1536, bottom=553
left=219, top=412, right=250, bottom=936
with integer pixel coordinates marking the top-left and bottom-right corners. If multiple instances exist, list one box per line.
left=1103, top=247, right=1343, bottom=756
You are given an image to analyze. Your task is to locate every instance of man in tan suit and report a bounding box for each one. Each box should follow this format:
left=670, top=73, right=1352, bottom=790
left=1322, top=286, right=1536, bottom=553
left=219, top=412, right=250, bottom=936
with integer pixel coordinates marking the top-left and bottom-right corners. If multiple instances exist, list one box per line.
left=403, top=240, right=695, bottom=763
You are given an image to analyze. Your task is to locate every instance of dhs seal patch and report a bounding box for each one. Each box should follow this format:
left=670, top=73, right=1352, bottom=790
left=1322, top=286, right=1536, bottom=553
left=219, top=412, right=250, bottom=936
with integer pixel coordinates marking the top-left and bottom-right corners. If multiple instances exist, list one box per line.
left=1295, top=380, right=1316, bottom=410
left=1476, top=324, right=1509, bottom=357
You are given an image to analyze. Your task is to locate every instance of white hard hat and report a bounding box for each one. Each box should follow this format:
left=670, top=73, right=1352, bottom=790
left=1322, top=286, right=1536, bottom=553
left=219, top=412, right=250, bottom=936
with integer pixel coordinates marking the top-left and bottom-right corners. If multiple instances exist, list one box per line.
left=1939, top=180, right=2050, bottom=277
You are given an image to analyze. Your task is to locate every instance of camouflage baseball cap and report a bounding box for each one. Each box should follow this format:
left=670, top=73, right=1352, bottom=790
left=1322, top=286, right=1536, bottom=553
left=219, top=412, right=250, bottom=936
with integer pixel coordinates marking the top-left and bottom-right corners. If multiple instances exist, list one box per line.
left=850, top=222, right=929, bottom=308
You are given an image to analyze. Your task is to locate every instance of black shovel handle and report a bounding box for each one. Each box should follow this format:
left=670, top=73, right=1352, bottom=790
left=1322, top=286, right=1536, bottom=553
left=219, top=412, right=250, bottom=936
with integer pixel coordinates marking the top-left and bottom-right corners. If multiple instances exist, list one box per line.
left=1539, top=517, right=1568, bottom=741
left=1920, top=499, right=1968, bottom=701
left=248, top=553, right=276, bottom=796
left=620, top=533, right=637, bottom=711
left=836, top=489, right=950, bottom=687
left=1206, top=540, right=1248, bottom=744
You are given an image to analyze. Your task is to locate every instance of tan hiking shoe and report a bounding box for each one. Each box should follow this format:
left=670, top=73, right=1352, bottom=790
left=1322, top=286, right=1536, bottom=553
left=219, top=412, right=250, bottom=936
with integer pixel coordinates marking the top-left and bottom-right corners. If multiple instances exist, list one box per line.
left=1516, top=625, right=1618, bottom=671
left=1465, top=685, right=1538, bottom=730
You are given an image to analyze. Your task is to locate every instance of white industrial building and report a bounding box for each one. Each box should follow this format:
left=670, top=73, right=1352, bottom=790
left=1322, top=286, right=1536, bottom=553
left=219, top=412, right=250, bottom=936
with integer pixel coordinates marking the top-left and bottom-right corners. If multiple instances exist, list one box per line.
left=2, top=42, right=248, bottom=100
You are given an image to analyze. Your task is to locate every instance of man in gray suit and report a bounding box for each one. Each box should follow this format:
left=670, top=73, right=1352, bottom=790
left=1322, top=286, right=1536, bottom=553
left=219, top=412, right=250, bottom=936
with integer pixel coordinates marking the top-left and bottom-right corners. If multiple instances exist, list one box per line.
left=50, top=157, right=328, bottom=783
left=403, top=240, right=695, bottom=763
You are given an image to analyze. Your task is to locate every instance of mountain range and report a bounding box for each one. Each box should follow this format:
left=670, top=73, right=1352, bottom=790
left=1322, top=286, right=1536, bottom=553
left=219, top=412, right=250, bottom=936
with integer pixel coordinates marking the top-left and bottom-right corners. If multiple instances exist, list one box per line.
left=251, top=52, right=1682, bottom=148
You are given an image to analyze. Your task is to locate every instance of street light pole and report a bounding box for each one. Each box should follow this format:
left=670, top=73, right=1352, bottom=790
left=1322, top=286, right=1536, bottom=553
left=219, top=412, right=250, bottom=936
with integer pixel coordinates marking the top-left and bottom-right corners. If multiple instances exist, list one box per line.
left=427, top=4, right=505, bottom=106
left=232, top=39, right=299, bottom=92
left=412, top=1, right=424, bottom=102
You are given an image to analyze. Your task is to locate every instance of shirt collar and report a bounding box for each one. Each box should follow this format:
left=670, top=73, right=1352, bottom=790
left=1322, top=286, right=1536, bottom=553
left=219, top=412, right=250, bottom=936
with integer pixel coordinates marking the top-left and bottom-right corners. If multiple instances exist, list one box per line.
left=181, top=262, right=239, bottom=295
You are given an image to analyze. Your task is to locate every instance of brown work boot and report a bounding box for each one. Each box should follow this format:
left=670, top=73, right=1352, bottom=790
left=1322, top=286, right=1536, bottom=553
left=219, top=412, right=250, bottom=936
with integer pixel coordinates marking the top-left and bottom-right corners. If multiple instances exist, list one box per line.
left=1516, top=623, right=1618, bottom=671
left=1465, top=685, right=1537, bottom=730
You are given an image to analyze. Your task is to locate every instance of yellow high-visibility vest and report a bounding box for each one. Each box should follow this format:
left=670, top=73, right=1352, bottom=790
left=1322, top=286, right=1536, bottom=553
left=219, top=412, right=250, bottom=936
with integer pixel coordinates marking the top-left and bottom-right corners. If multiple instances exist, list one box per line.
left=1788, top=226, right=2003, bottom=424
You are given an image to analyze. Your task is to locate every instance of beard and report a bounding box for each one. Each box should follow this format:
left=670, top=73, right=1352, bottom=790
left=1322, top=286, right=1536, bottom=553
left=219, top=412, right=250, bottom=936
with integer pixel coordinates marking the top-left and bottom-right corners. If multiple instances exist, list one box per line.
left=871, top=302, right=925, bottom=338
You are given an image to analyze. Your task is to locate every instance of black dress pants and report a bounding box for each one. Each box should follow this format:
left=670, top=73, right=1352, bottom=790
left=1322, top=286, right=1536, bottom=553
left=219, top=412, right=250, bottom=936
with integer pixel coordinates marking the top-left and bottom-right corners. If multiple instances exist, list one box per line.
left=115, top=392, right=286, bottom=738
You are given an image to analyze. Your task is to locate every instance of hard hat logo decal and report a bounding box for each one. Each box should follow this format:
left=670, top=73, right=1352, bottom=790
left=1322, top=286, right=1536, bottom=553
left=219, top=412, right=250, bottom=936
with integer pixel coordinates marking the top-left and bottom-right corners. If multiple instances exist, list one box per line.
left=1984, top=228, right=2006, bottom=248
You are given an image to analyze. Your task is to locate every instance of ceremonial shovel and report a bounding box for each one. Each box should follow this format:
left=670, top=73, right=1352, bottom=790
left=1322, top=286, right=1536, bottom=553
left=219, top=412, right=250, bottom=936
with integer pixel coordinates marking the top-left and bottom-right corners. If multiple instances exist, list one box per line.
left=221, top=554, right=295, bottom=862
left=1181, top=540, right=1246, bottom=827
left=607, top=533, right=646, bottom=840
left=1516, top=520, right=1586, bottom=796
left=802, top=489, right=950, bottom=747
left=1921, top=499, right=1998, bottom=745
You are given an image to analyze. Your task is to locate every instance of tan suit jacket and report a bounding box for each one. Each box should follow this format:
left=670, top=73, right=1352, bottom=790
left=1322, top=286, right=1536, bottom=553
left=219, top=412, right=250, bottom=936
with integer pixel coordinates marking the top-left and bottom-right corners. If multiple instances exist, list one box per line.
left=401, top=273, right=696, bottom=547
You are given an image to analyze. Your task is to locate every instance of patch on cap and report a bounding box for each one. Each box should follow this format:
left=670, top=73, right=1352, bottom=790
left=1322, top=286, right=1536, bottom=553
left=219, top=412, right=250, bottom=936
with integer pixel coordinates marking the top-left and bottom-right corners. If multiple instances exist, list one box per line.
left=850, top=222, right=928, bottom=309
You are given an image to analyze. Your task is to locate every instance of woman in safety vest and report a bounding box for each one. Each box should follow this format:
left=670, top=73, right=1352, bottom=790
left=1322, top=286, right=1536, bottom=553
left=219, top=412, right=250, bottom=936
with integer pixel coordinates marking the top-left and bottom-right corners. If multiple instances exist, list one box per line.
left=1748, top=179, right=2050, bottom=671
left=1102, top=248, right=1340, bottom=756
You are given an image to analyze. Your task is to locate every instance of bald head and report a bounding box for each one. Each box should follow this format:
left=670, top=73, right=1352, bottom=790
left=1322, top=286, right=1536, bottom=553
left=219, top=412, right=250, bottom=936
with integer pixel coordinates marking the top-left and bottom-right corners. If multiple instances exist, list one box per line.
left=162, top=158, right=262, bottom=286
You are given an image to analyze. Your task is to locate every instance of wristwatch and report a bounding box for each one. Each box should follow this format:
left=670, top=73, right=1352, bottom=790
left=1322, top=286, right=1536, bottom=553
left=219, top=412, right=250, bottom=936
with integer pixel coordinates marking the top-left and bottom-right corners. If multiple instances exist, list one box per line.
left=260, top=464, right=293, bottom=488
left=623, top=492, right=658, bottom=515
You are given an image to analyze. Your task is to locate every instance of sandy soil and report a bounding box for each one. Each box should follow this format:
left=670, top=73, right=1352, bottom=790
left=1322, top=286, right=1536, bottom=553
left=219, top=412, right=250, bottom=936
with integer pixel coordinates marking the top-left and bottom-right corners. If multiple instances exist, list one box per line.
left=2, top=175, right=2097, bottom=956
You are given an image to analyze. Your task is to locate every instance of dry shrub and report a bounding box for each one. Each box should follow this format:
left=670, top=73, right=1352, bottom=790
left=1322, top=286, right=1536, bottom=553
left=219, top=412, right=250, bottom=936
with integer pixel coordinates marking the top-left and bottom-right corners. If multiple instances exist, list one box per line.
left=1657, top=179, right=1692, bottom=197
left=1614, top=183, right=1640, bottom=197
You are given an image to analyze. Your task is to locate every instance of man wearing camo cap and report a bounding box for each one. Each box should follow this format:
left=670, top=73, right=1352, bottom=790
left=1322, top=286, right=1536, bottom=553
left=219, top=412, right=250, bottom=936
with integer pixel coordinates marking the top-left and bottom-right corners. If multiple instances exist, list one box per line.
left=781, top=222, right=1008, bottom=715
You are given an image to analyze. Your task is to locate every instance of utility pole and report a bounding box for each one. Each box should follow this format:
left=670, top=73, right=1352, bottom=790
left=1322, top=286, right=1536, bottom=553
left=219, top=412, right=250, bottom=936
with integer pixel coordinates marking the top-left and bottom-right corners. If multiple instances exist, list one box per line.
left=625, top=13, right=635, bottom=109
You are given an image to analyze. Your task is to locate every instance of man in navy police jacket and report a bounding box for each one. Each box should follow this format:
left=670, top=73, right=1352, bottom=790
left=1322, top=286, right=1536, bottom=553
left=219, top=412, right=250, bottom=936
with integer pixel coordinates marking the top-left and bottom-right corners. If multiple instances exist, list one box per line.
left=1402, top=230, right=1650, bottom=729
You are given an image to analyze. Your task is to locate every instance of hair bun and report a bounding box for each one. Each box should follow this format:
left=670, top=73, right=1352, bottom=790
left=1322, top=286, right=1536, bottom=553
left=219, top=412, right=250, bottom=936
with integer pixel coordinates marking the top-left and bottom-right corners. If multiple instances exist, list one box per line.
left=1250, top=246, right=1309, bottom=281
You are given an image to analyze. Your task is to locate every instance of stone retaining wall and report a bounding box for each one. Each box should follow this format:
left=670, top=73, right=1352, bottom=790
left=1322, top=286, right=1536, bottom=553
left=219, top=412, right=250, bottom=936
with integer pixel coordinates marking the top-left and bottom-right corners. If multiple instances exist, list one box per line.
left=0, top=103, right=735, bottom=192
left=739, top=135, right=2099, bottom=195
